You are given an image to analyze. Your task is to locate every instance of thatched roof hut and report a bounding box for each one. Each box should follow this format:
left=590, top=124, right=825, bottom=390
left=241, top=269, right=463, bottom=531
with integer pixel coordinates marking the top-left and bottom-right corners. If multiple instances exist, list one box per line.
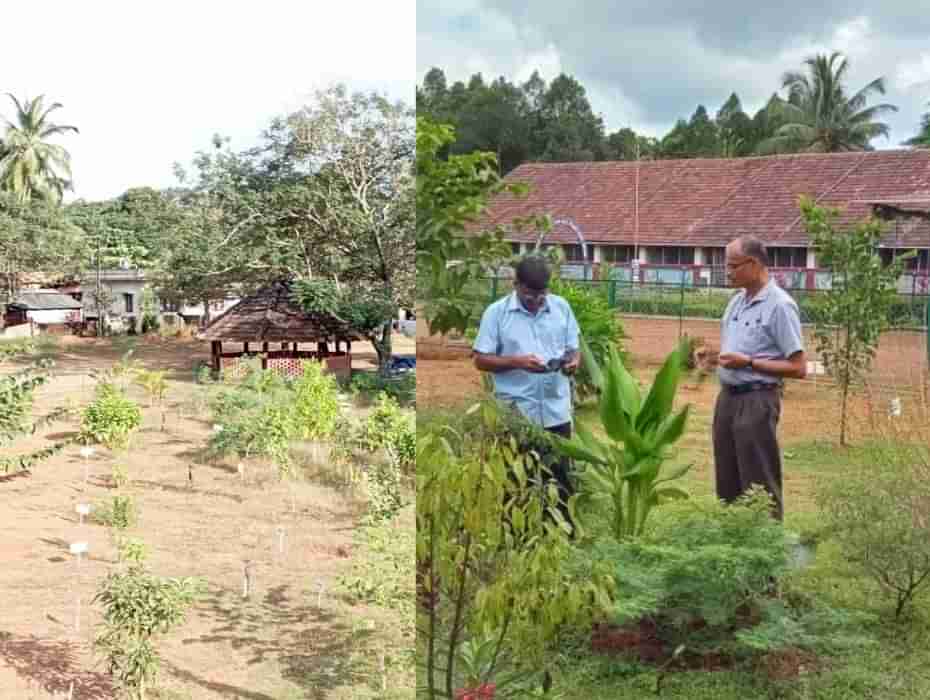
left=199, top=280, right=362, bottom=378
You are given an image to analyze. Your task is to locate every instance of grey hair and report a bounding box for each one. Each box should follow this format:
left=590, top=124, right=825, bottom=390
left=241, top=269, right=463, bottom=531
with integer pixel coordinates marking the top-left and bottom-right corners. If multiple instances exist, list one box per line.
left=735, top=235, right=769, bottom=267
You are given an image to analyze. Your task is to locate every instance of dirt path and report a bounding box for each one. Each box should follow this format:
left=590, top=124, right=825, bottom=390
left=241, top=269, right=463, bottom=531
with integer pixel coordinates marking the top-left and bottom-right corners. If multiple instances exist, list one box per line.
left=0, top=336, right=409, bottom=699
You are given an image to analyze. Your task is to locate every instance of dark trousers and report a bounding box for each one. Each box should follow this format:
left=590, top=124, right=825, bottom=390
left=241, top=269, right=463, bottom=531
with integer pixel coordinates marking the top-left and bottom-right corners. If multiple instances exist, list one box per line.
left=712, top=388, right=784, bottom=521
left=543, top=422, right=575, bottom=531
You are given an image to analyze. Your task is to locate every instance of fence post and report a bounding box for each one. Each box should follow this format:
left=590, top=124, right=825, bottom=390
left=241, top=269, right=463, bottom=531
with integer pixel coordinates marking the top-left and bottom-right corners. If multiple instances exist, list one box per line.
left=679, top=271, right=685, bottom=340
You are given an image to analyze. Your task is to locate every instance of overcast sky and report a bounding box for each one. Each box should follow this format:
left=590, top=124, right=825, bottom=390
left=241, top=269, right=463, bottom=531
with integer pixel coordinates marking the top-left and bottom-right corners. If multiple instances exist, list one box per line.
left=418, top=1, right=930, bottom=146
left=3, top=1, right=415, bottom=201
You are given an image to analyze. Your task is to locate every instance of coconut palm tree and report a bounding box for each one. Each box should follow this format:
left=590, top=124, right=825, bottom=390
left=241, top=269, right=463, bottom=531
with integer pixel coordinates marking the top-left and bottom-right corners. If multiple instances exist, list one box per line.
left=903, top=103, right=930, bottom=148
left=0, top=94, right=79, bottom=204
left=758, top=52, right=898, bottom=154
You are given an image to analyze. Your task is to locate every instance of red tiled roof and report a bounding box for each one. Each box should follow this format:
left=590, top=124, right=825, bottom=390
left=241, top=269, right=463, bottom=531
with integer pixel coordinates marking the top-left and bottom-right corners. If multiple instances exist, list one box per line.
left=474, top=150, right=930, bottom=248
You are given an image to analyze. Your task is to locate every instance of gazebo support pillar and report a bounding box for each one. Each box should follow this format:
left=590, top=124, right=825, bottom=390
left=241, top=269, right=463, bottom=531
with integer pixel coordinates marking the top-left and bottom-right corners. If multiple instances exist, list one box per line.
left=211, top=341, right=222, bottom=373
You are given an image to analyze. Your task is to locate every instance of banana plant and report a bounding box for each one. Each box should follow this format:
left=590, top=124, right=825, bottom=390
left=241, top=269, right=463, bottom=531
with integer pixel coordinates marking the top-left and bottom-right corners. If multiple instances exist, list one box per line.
left=554, top=337, right=692, bottom=540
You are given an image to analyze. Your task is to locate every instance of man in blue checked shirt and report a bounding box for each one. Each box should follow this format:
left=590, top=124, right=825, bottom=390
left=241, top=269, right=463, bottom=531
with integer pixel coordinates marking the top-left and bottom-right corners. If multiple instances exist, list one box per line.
left=473, top=256, right=581, bottom=529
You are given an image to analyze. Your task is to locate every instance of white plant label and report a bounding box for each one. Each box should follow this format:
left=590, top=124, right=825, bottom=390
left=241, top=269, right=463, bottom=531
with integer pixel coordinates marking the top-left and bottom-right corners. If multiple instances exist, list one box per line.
left=76, top=504, right=90, bottom=516
left=890, top=397, right=902, bottom=417
left=69, top=542, right=88, bottom=555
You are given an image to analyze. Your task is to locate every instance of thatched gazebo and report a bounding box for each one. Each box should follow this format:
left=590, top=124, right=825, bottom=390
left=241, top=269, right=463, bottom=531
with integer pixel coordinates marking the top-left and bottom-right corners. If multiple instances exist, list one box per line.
left=198, top=280, right=362, bottom=379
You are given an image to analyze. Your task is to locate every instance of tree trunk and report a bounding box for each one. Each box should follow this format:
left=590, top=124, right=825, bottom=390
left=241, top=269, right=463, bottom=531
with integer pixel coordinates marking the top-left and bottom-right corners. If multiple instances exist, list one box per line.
left=201, top=298, right=211, bottom=327
left=371, top=321, right=394, bottom=374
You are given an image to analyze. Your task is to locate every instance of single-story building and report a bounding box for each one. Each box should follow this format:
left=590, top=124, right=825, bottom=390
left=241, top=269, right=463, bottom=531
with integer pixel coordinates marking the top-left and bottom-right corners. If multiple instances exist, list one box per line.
left=5, top=291, right=83, bottom=334
left=474, top=149, right=930, bottom=293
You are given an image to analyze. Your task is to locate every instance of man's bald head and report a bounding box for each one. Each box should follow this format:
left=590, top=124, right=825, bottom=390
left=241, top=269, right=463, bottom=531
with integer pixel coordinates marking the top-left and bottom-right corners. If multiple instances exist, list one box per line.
left=728, top=235, right=770, bottom=267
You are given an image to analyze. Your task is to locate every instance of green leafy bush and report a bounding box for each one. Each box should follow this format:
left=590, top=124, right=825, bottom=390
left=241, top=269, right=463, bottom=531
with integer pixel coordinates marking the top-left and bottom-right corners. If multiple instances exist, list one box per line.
left=94, top=557, right=204, bottom=699
left=417, top=400, right=607, bottom=699
left=551, top=279, right=628, bottom=399
left=0, top=337, right=37, bottom=360
left=292, top=360, right=340, bottom=440
left=555, top=342, right=692, bottom=540
left=350, top=370, right=416, bottom=406
left=80, top=384, right=142, bottom=449
left=96, top=494, right=138, bottom=530
left=592, top=489, right=874, bottom=657
left=358, top=393, right=415, bottom=471
left=816, top=439, right=930, bottom=619
left=0, top=362, right=69, bottom=473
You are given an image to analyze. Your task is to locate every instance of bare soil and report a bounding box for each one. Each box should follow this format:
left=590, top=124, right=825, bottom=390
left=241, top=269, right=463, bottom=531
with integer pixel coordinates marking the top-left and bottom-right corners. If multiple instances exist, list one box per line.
left=0, top=334, right=414, bottom=699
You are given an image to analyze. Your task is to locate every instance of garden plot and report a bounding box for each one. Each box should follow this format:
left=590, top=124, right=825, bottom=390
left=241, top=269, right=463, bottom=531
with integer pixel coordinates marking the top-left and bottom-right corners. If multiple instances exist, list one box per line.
left=417, top=350, right=930, bottom=700
left=0, top=334, right=414, bottom=700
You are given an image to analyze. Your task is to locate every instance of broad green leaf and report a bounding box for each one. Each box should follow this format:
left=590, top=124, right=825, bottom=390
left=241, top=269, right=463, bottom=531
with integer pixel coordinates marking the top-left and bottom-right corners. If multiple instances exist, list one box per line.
left=653, top=405, right=690, bottom=450
left=553, top=435, right=608, bottom=466
left=654, top=486, right=689, bottom=501
left=574, top=420, right=610, bottom=462
left=636, top=346, right=683, bottom=434
left=600, top=349, right=645, bottom=452
left=654, top=462, right=693, bottom=485
left=580, top=335, right=604, bottom=392
left=610, top=345, right=641, bottom=417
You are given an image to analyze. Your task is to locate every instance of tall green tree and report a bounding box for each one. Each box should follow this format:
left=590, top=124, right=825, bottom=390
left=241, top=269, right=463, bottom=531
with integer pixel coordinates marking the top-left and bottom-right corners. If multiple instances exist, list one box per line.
left=0, top=193, right=83, bottom=306
left=903, top=102, right=930, bottom=148
left=716, top=93, right=754, bottom=156
left=0, top=95, right=78, bottom=203
left=285, top=86, right=415, bottom=369
left=759, top=52, right=898, bottom=153
left=799, top=196, right=912, bottom=446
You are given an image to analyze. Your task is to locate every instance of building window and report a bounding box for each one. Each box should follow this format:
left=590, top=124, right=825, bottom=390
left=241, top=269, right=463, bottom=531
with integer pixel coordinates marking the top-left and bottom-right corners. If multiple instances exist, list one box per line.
left=768, top=247, right=807, bottom=268
left=601, top=245, right=634, bottom=263
left=123, top=293, right=134, bottom=314
left=161, top=299, right=180, bottom=313
left=563, top=244, right=586, bottom=262
left=646, top=247, right=695, bottom=265
left=510, top=242, right=522, bottom=256
left=890, top=249, right=930, bottom=272
left=703, top=247, right=726, bottom=266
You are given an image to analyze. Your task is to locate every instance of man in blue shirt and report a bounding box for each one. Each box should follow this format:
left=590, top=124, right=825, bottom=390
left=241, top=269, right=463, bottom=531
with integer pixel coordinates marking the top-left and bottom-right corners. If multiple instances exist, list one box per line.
left=473, top=256, right=581, bottom=528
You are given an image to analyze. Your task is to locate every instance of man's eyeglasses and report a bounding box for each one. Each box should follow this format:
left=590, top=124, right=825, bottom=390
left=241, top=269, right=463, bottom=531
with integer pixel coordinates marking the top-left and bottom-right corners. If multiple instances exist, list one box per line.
left=725, top=259, right=754, bottom=271
left=518, top=285, right=548, bottom=301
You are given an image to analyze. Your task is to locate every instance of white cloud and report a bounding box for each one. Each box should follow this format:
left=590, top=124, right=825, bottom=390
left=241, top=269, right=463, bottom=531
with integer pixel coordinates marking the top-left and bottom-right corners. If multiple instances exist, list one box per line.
left=3, top=1, right=415, bottom=201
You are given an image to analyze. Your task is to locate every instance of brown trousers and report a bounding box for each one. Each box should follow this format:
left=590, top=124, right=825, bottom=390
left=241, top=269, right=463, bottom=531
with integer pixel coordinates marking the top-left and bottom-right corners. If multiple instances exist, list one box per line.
left=712, top=387, right=784, bottom=521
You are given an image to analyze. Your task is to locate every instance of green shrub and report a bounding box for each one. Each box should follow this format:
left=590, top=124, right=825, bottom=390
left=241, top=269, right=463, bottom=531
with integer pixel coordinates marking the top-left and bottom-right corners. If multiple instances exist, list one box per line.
left=0, top=338, right=37, bottom=360
left=350, top=370, right=415, bottom=406
left=96, top=494, right=138, bottom=530
left=292, top=361, right=340, bottom=440
left=358, top=394, right=415, bottom=469
left=551, top=279, right=628, bottom=400
left=209, top=400, right=295, bottom=473
left=593, top=488, right=873, bottom=657
left=94, top=558, right=204, bottom=699
left=816, top=439, right=930, bottom=619
left=80, top=384, right=142, bottom=449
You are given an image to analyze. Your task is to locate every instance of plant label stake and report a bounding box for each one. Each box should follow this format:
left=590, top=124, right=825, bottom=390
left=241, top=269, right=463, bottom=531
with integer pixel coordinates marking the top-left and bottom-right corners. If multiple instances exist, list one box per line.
left=79, top=446, right=95, bottom=490
left=237, top=462, right=245, bottom=482
left=242, top=560, right=253, bottom=600
left=276, top=526, right=286, bottom=557
left=75, top=503, right=90, bottom=526
left=890, top=396, right=902, bottom=418
left=316, top=580, right=326, bottom=609
left=70, top=541, right=88, bottom=570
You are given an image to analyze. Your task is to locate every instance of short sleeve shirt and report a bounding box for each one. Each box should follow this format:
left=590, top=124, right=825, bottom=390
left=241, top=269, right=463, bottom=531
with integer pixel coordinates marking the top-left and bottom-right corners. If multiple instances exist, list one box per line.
left=718, top=281, right=804, bottom=386
left=473, top=292, right=580, bottom=428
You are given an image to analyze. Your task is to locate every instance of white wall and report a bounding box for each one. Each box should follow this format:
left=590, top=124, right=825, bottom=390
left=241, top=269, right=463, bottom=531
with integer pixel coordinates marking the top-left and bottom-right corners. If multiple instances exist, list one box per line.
left=28, top=309, right=79, bottom=325
left=81, top=280, right=146, bottom=317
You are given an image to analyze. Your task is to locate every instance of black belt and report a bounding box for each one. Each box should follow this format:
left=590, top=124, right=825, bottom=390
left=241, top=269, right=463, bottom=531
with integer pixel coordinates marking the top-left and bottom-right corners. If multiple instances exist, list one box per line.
left=724, top=382, right=781, bottom=395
